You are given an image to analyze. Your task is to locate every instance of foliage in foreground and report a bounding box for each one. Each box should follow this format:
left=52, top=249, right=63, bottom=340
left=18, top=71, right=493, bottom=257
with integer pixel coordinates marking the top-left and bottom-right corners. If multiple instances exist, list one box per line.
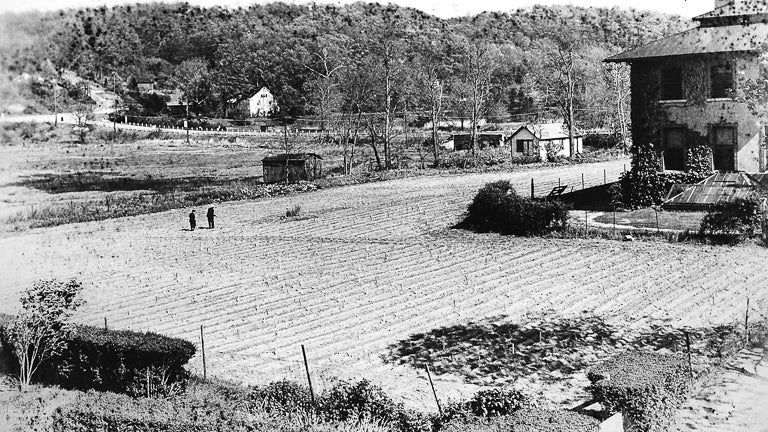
left=0, top=314, right=195, bottom=396
left=588, top=352, right=695, bottom=432
left=699, top=197, right=763, bottom=238
left=0, top=279, right=83, bottom=391
left=462, top=180, right=571, bottom=236
left=440, top=408, right=599, bottom=432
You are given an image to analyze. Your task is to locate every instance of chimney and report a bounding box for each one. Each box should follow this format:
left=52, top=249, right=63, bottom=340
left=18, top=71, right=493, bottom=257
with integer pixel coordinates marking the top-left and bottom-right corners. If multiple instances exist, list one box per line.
left=715, top=0, right=735, bottom=8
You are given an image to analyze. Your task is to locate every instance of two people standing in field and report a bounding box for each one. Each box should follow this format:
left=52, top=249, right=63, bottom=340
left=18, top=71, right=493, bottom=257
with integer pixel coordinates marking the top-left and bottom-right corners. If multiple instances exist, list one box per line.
left=187, top=207, right=215, bottom=230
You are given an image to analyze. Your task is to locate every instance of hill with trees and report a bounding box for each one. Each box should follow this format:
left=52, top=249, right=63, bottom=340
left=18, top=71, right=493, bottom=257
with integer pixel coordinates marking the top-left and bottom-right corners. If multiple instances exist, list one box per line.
left=0, top=2, right=690, bottom=167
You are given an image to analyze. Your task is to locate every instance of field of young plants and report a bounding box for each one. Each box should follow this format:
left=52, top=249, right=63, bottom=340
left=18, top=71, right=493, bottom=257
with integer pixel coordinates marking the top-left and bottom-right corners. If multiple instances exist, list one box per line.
left=0, top=157, right=766, bottom=431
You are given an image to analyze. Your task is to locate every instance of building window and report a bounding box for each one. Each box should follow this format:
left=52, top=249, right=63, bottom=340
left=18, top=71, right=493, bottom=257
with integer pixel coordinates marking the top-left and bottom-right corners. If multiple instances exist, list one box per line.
left=661, top=67, right=684, bottom=100
left=516, top=139, right=535, bottom=156
left=710, top=64, right=733, bottom=99
left=712, top=126, right=735, bottom=171
left=663, top=127, right=686, bottom=171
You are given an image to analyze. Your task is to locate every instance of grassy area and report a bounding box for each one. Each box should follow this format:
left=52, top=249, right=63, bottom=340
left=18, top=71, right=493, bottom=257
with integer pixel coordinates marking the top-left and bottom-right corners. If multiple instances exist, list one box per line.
left=0, top=122, right=625, bottom=233
left=593, top=208, right=706, bottom=231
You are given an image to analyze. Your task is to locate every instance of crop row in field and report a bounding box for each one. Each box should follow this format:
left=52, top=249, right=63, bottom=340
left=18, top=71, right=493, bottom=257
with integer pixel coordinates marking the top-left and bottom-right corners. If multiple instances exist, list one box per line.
left=0, top=160, right=765, bottom=412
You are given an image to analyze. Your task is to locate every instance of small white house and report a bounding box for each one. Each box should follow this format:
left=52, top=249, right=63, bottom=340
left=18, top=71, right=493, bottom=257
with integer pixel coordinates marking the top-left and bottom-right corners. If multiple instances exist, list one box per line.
left=508, top=123, right=583, bottom=160
left=248, top=87, right=278, bottom=117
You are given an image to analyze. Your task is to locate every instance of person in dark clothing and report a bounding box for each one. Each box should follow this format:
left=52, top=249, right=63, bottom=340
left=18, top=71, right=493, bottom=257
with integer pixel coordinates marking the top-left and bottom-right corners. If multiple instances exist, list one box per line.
left=207, top=207, right=215, bottom=229
left=189, top=210, right=196, bottom=230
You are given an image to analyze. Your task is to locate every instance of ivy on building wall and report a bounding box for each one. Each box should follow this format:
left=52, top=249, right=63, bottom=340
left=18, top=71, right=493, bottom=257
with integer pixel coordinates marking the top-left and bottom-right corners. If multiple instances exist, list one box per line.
left=618, top=60, right=715, bottom=208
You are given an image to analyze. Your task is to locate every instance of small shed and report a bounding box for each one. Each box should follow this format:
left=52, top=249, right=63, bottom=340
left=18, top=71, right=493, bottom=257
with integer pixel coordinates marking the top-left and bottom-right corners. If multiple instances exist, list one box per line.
left=262, top=153, right=323, bottom=184
left=451, top=133, right=505, bottom=151
left=509, top=123, right=583, bottom=160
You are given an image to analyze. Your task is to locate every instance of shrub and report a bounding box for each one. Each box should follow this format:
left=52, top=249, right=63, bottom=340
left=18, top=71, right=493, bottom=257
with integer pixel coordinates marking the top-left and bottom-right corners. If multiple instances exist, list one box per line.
left=317, top=380, right=431, bottom=432
left=250, top=380, right=314, bottom=414
left=587, top=352, right=693, bottom=432
left=0, top=320, right=196, bottom=395
left=440, top=408, right=598, bottom=432
left=700, top=197, right=762, bottom=237
left=319, top=379, right=399, bottom=424
left=286, top=205, right=302, bottom=218
left=463, top=181, right=570, bottom=236
left=0, top=279, right=83, bottom=391
left=467, top=388, right=527, bottom=418
left=613, top=170, right=710, bottom=209
left=583, top=133, right=621, bottom=150
left=51, top=388, right=261, bottom=432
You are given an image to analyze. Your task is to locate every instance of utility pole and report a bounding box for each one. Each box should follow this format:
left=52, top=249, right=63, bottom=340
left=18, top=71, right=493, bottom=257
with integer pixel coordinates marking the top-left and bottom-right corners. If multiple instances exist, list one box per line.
left=53, top=84, right=58, bottom=127
left=185, top=92, right=190, bottom=145
left=113, top=72, right=118, bottom=134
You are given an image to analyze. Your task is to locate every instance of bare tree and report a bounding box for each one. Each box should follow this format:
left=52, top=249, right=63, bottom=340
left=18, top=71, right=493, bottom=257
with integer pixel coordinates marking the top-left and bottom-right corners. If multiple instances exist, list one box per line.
left=303, top=39, right=347, bottom=132
left=458, top=41, right=496, bottom=155
left=414, top=49, right=448, bottom=167
left=536, top=32, right=589, bottom=157
left=605, top=62, right=631, bottom=153
left=73, top=104, right=94, bottom=143
left=7, top=279, right=83, bottom=391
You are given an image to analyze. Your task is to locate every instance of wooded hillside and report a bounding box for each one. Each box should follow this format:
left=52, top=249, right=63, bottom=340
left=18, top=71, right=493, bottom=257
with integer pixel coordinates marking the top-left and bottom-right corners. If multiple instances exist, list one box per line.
left=0, top=2, right=688, bottom=118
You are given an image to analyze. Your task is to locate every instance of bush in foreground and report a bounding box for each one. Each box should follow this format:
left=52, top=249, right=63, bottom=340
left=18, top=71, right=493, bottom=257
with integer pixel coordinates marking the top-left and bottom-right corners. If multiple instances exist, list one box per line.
left=699, top=197, right=762, bottom=238
left=0, top=279, right=83, bottom=391
left=0, top=318, right=195, bottom=396
left=441, top=408, right=598, bottom=432
left=587, top=352, right=693, bottom=432
left=462, top=181, right=570, bottom=235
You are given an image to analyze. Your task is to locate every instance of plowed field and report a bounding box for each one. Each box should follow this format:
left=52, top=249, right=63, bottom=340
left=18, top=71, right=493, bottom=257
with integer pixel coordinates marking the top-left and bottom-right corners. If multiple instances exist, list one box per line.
left=1, top=159, right=766, bottom=431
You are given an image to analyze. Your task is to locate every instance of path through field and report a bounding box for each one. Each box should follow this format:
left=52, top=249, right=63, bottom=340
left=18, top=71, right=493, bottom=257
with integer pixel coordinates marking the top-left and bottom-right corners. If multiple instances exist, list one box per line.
left=1, top=159, right=767, bottom=430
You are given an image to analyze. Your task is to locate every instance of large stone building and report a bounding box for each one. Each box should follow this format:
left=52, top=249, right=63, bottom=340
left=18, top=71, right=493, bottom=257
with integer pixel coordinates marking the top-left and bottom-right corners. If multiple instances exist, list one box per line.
left=607, top=0, right=768, bottom=173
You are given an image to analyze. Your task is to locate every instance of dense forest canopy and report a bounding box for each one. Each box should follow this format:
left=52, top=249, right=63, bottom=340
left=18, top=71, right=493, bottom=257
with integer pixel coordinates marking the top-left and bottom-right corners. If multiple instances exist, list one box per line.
left=0, top=2, right=690, bottom=133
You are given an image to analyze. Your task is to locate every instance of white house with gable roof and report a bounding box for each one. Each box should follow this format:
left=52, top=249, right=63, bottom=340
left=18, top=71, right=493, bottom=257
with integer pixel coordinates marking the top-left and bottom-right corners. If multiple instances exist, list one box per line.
left=249, top=87, right=278, bottom=117
left=508, top=123, right=583, bottom=161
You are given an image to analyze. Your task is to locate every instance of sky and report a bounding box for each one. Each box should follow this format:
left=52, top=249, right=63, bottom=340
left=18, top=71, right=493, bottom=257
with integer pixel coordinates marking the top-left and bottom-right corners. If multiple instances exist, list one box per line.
left=0, top=0, right=714, bottom=17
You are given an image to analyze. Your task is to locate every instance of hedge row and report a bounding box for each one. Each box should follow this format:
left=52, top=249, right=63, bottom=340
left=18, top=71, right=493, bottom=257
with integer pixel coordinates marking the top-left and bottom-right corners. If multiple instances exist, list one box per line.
left=587, top=352, right=694, bottom=432
left=440, top=408, right=599, bottom=432
left=463, top=180, right=571, bottom=235
left=0, top=314, right=195, bottom=396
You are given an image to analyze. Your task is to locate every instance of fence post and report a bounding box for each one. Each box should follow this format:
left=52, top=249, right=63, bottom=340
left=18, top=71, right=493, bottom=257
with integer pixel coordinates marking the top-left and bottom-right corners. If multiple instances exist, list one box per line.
left=684, top=331, right=693, bottom=379
left=104, top=317, right=108, bottom=331
left=425, top=365, right=443, bottom=416
left=302, top=345, right=316, bottom=406
left=746, top=297, right=751, bottom=344
left=581, top=173, right=585, bottom=190
left=604, top=169, right=607, bottom=185
left=200, top=325, right=207, bottom=380
left=531, top=178, right=534, bottom=199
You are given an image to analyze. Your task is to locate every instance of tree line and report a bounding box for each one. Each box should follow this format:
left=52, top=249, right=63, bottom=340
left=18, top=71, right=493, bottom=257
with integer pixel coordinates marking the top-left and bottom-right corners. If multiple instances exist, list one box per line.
left=0, top=2, right=689, bottom=168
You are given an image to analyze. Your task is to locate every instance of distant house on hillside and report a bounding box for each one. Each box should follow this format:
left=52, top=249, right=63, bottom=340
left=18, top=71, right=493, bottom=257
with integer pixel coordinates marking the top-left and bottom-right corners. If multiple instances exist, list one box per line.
left=508, top=123, right=583, bottom=160
left=606, top=0, right=768, bottom=173
left=249, top=87, right=278, bottom=117
left=136, top=78, right=155, bottom=94
left=262, top=153, right=323, bottom=183
left=164, top=90, right=186, bottom=115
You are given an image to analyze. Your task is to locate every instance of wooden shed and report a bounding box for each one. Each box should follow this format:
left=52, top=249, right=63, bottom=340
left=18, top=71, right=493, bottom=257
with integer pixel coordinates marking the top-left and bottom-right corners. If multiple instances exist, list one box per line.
left=451, top=133, right=505, bottom=151
left=262, top=153, right=323, bottom=184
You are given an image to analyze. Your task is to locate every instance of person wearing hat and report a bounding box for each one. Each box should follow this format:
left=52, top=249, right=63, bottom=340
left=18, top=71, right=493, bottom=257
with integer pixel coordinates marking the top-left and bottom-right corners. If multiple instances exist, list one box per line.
left=189, top=210, right=196, bottom=231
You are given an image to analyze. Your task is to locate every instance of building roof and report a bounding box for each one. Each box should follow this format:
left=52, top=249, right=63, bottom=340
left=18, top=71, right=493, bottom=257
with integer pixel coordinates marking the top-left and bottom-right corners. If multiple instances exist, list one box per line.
left=510, top=123, right=581, bottom=141
left=694, top=0, right=768, bottom=20
left=262, top=153, right=323, bottom=163
left=606, top=23, right=768, bottom=62
left=663, top=172, right=764, bottom=210
left=250, top=87, right=272, bottom=99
